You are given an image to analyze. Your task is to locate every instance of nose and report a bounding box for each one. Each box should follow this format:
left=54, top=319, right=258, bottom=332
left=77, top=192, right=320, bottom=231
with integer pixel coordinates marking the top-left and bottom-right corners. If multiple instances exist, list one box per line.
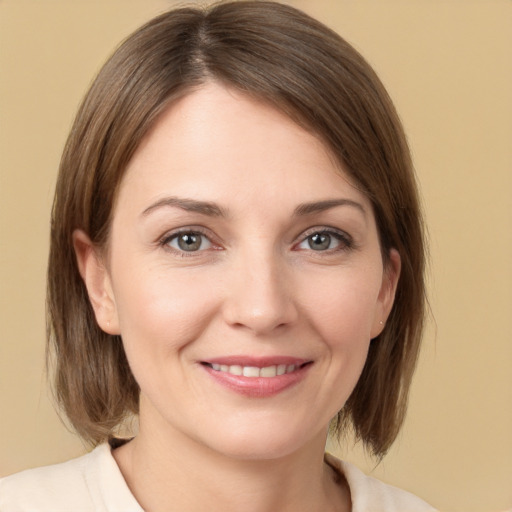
left=222, top=250, right=298, bottom=335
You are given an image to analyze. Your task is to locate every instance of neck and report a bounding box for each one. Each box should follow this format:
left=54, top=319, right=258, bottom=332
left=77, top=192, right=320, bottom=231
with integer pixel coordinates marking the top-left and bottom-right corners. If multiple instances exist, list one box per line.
left=113, top=404, right=349, bottom=512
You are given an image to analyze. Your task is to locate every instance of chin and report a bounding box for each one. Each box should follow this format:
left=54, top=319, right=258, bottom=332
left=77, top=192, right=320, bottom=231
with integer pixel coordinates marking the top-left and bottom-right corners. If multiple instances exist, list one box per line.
left=194, top=417, right=327, bottom=462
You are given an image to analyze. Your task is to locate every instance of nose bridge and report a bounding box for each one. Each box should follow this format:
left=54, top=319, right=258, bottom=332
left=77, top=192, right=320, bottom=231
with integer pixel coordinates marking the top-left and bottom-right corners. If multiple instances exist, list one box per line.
left=223, top=240, right=297, bottom=334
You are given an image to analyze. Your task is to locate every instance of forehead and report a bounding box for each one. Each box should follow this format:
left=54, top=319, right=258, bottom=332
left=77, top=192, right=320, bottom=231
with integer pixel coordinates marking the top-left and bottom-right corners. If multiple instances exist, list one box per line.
left=117, top=81, right=370, bottom=214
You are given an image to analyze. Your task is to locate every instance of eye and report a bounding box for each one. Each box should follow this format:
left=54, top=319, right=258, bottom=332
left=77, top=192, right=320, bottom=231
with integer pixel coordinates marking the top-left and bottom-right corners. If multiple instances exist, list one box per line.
left=166, top=231, right=212, bottom=252
left=296, top=229, right=351, bottom=252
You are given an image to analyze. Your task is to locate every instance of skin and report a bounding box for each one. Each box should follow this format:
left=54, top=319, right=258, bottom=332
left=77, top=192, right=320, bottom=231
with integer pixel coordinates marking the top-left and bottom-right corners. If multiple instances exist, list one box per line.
left=74, top=82, right=400, bottom=512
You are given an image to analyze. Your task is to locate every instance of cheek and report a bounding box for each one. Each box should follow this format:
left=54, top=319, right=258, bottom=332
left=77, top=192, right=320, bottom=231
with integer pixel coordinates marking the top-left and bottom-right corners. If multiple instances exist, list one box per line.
left=111, top=265, right=221, bottom=360
left=299, top=266, right=382, bottom=347
left=304, top=271, right=382, bottom=407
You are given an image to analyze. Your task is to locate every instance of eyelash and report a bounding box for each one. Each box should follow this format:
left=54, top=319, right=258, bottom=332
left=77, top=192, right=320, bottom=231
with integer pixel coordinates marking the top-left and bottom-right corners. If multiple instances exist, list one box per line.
left=159, top=227, right=218, bottom=257
left=158, top=226, right=354, bottom=256
left=295, top=227, right=354, bottom=254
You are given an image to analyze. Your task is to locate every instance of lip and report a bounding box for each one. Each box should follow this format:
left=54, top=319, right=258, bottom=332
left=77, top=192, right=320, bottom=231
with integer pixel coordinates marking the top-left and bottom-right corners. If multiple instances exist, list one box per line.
left=200, top=356, right=313, bottom=398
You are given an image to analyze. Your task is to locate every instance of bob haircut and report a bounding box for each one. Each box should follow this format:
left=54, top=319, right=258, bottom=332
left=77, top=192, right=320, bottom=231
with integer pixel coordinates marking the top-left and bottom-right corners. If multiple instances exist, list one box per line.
left=47, top=0, right=426, bottom=457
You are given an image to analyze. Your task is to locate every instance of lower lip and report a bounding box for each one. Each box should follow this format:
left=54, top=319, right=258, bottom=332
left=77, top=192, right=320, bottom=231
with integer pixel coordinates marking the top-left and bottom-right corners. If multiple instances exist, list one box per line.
left=202, top=364, right=311, bottom=398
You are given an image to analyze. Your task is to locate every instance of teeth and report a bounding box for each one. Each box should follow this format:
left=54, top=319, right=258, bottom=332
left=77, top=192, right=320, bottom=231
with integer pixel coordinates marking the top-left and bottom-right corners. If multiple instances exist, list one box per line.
left=260, top=366, right=277, bottom=377
left=242, top=366, right=260, bottom=377
left=209, top=363, right=299, bottom=378
left=229, top=365, right=243, bottom=376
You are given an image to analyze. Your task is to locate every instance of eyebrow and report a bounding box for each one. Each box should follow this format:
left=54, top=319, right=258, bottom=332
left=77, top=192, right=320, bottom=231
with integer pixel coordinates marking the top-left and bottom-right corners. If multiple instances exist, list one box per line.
left=294, top=199, right=367, bottom=217
left=141, top=197, right=228, bottom=218
left=141, top=196, right=366, bottom=219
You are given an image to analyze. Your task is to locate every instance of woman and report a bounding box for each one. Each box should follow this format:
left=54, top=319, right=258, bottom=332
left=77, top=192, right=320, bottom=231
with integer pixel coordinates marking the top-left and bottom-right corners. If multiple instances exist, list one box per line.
left=0, top=2, right=435, bottom=511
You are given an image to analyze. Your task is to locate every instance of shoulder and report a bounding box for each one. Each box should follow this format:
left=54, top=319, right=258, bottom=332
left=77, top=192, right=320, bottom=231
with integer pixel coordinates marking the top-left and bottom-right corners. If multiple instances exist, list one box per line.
left=0, top=448, right=94, bottom=511
left=325, top=453, right=438, bottom=512
left=0, top=443, right=141, bottom=512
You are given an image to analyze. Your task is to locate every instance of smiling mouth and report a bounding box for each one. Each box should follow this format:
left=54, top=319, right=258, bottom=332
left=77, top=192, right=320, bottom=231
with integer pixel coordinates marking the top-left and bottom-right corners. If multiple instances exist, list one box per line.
left=200, top=359, right=313, bottom=397
left=202, top=362, right=310, bottom=378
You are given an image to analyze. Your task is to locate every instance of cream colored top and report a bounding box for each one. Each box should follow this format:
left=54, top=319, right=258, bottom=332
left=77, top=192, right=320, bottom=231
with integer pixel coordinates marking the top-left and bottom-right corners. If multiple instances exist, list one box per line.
left=0, top=444, right=436, bottom=511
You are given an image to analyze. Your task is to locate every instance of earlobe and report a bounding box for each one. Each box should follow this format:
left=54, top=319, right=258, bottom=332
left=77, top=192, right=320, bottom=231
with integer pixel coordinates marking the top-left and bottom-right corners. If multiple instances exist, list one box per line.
left=72, top=230, right=120, bottom=335
left=371, top=248, right=401, bottom=338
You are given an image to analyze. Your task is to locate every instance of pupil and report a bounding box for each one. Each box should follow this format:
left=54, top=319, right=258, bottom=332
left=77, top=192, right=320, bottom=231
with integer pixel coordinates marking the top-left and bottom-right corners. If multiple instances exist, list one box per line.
left=309, top=233, right=330, bottom=250
left=178, top=233, right=201, bottom=251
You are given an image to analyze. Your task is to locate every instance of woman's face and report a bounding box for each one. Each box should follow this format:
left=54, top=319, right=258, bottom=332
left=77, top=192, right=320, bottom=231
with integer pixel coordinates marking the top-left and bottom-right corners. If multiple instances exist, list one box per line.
left=83, top=82, right=399, bottom=460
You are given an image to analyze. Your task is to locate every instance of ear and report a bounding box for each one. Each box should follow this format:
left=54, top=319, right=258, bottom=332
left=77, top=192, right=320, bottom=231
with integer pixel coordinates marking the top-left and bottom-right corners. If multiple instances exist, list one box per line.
left=72, top=229, right=120, bottom=335
left=370, top=248, right=401, bottom=339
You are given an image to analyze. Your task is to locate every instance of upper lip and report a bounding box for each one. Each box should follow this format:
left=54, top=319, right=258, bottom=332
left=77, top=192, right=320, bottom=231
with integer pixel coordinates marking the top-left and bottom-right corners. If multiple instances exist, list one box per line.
left=201, top=356, right=311, bottom=368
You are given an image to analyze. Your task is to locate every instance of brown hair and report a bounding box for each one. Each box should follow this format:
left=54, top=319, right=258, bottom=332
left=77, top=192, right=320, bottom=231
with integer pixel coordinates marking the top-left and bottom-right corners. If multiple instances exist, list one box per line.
left=47, top=1, right=426, bottom=457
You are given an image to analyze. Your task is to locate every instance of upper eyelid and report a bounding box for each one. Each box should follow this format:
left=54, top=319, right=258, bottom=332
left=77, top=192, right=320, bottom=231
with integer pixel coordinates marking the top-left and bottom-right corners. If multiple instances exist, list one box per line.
left=159, top=226, right=213, bottom=242
left=158, top=228, right=218, bottom=252
left=297, top=226, right=352, bottom=241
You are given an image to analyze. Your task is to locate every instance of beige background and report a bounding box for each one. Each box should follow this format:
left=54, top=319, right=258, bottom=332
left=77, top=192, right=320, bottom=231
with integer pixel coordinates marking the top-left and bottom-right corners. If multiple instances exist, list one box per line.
left=1, top=1, right=511, bottom=510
